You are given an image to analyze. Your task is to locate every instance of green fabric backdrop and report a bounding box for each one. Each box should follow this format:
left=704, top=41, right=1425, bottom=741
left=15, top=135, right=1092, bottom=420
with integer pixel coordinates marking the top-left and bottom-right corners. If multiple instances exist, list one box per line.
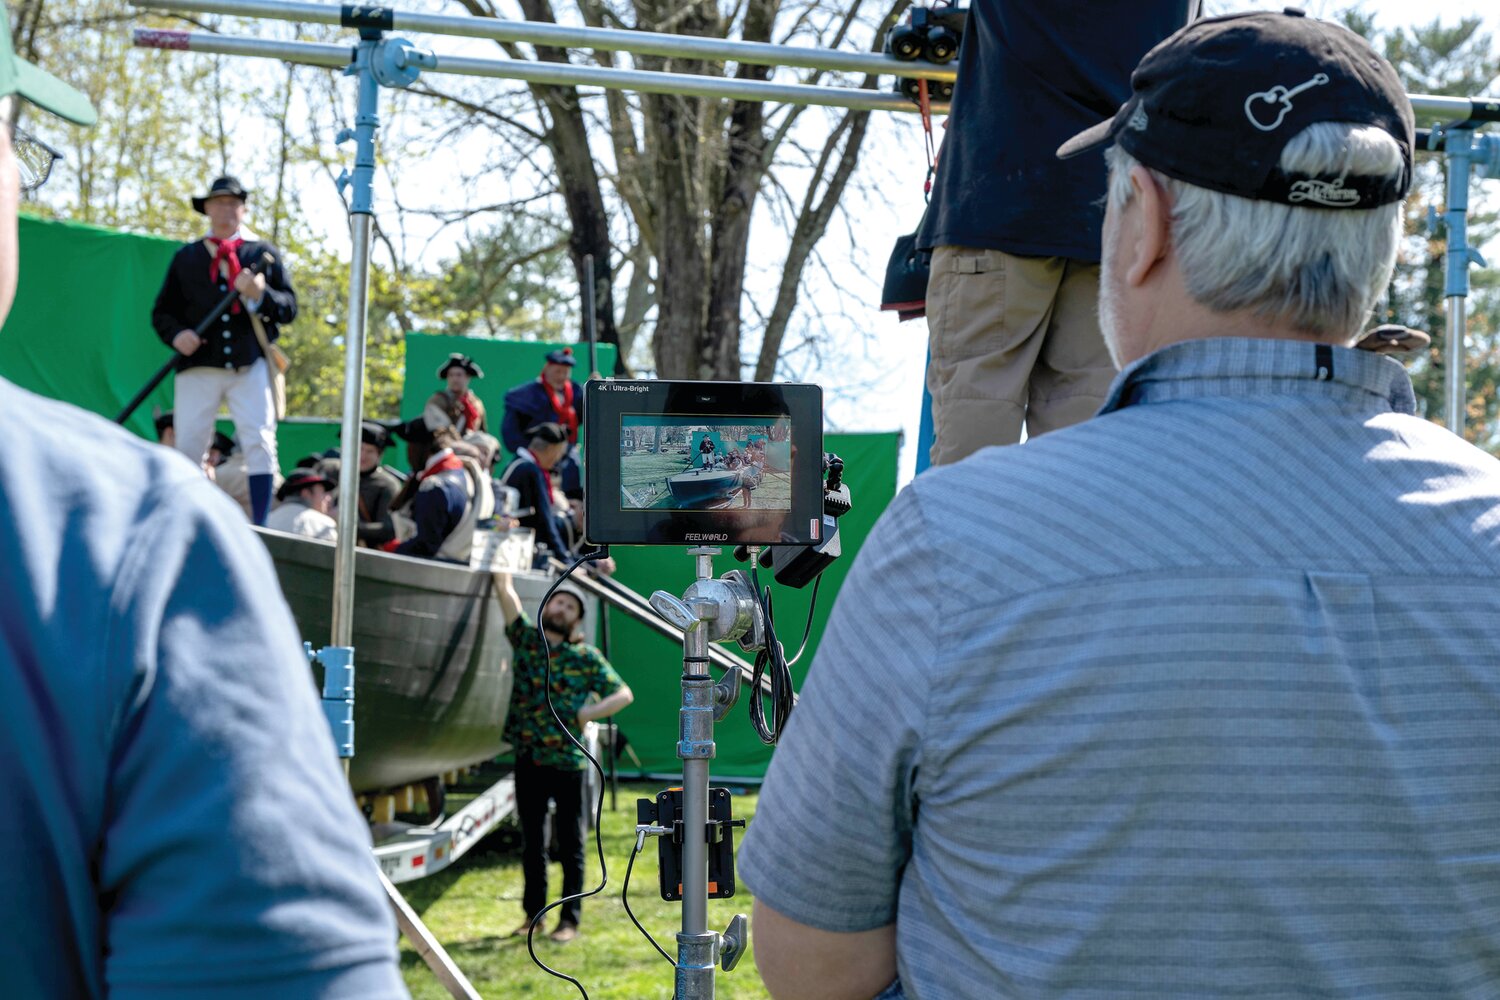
left=4, top=215, right=180, bottom=441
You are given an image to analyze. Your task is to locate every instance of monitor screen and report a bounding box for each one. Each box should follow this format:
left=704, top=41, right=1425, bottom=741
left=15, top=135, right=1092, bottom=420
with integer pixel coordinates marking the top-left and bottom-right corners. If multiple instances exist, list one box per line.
left=585, top=380, right=823, bottom=546
left=618, top=414, right=792, bottom=513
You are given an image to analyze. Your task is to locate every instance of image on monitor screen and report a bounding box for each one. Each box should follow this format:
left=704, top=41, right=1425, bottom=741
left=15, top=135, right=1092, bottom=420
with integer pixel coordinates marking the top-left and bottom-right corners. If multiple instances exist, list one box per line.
left=619, top=413, right=792, bottom=512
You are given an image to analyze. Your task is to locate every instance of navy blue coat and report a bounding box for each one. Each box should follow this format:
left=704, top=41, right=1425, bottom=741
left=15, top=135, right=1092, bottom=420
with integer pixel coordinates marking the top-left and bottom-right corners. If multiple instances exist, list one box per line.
left=151, top=238, right=297, bottom=372
left=501, top=379, right=585, bottom=453
left=498, top=455, right=571, bottom=565
left=394, top=467, right=469, bottom=562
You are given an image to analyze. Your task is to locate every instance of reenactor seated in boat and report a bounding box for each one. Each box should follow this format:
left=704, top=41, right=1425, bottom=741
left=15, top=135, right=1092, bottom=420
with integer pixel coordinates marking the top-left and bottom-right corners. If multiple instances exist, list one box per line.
left=386, top=417, right=494, bottom=563
left=502, top=347, right=585, bottom=501
left=425, top=352, right=488, bottom=435
left=497, top=421, right=573, bottom=568
left=352, top=420, right=402, bottom=549
left=424, top=352, right=500, bottom=466
left=266, top=468, right=337, bottom=540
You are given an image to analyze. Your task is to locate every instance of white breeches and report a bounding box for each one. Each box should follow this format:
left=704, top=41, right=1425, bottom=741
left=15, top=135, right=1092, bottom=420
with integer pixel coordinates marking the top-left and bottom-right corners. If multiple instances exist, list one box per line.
left=173, top=359, right=278, bottom=475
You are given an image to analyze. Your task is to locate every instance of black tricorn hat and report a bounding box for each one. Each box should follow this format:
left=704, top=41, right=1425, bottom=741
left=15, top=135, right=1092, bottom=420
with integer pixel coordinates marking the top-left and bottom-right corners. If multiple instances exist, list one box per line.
left=437, top=353, right=484, bottom=380
left=192, top=175, right=250, bottom=214
left=527, top=421, right=568, bottom=446
left=211, top=430, right=236, bottom=457
left=276, top=468, right=333, bottom=502
left=353, top=420, right=395, bottom=450
left=544, top=347, right=576, bottom=367
left=391, top=415, right=435, bottom=445
left=152, top=408, right=173, bottom=439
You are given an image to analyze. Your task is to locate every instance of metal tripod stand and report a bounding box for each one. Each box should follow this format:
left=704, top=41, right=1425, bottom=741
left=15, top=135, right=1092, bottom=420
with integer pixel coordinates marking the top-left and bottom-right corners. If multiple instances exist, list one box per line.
left=643, top=547, right=765, bottom=999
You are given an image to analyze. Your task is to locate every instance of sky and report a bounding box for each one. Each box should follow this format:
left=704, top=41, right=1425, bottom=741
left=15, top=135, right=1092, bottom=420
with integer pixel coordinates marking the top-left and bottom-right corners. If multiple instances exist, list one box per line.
left=90, top=0, right=1500, bottom=488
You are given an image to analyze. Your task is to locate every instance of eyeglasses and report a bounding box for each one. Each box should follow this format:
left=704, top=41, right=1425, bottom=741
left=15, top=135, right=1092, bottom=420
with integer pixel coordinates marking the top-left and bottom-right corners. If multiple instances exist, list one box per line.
left=0, top=121, right=62, bottom=196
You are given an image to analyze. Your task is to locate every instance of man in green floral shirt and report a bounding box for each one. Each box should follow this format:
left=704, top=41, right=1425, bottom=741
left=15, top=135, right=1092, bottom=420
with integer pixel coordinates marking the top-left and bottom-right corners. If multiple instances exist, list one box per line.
left=495, top=573, right=633, bottom=944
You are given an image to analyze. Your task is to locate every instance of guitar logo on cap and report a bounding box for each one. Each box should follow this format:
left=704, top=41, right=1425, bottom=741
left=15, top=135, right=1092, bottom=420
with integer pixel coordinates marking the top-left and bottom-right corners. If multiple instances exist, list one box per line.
left=1244, top=73, right=1329, bottom=131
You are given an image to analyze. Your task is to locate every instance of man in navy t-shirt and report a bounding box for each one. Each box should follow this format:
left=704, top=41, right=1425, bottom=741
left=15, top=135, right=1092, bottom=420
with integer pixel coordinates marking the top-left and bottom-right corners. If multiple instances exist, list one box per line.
left=0, top=20, right=406, bottom=998
left=917, top=0, right=1196, bottom=463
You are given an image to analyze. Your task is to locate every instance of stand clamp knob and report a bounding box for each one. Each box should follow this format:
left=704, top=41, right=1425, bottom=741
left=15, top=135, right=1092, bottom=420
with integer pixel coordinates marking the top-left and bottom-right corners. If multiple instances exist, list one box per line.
left=649, top=591, right=700, bottom=631
left=720, top=913, right=749, bottom=972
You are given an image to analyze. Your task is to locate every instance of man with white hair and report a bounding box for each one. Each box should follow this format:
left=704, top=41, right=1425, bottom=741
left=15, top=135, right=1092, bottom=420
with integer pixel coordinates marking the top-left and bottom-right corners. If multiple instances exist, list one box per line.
left=742, top=11, right=1500, bottom=999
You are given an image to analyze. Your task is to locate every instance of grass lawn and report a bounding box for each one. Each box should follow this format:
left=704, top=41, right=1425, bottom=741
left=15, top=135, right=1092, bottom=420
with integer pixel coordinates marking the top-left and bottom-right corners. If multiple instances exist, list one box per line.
left=397, top=780, right=773, bottom=1000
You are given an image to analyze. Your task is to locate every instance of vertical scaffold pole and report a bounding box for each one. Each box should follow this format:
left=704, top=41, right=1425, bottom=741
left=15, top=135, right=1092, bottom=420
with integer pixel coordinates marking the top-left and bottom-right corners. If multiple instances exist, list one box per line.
left=330, top=36, right=380, bottom=649
left=1442, top=128, right=1475, bottom=438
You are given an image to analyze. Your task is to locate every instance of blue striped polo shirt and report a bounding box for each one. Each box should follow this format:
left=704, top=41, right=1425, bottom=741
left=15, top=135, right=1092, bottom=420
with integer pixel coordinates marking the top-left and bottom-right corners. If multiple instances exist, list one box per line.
left=739, top=337, right=1500, bottom=999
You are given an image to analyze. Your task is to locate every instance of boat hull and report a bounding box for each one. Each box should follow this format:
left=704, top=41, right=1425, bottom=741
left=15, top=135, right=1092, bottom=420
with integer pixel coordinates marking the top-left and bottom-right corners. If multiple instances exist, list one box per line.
left=667, top=467, right=745, bottom=506
left=257, top=529, right=552, bottom=794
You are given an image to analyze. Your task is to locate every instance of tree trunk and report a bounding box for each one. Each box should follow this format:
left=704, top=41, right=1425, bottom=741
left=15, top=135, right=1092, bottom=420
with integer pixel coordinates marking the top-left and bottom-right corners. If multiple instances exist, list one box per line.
left=504, top=0, right=626, bottom=371
left=703, top=0, right=778, bottom=383
left=637, top=0, right=719, bottom=380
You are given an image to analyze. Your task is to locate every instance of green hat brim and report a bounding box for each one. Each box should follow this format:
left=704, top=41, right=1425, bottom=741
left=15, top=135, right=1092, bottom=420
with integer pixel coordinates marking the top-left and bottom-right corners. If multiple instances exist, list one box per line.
left=12, top=57, right=96, bottom=127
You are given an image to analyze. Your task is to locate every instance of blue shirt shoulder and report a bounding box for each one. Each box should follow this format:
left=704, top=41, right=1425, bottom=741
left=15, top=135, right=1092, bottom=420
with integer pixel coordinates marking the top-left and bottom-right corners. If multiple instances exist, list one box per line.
left=0, top=379, right=405, bottom=999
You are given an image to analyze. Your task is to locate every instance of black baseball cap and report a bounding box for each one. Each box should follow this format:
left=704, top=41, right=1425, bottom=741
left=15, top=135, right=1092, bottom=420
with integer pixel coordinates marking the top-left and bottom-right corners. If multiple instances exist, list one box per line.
left=1058, top=8, right=1413, bottom=209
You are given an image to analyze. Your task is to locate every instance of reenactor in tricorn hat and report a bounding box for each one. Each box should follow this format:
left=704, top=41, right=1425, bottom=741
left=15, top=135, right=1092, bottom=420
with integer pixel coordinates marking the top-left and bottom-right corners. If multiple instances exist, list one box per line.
left=150, top=173, right=297, bottom=526
left=424, top=352, right=487, bottom=436
left=351, top=420, right=402, bottom=548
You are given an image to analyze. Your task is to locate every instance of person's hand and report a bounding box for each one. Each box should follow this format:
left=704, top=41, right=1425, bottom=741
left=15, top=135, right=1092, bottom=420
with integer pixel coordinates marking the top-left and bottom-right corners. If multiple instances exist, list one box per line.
left=593, top=556, right=617, bottom=577
left=172, top=330, right=202, bottom=355
left=234, top=269, right=266, bottom=299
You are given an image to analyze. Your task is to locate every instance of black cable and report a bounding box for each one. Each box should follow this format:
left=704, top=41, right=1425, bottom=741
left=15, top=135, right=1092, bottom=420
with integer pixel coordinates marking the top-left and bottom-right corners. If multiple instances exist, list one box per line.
left=785, top=575, right=822, bottom=668
left=623, top=834, right=675, bottom=966
left=524, top=548, right=612, bottom=1000
left=747, top=561, right=796, bottom=744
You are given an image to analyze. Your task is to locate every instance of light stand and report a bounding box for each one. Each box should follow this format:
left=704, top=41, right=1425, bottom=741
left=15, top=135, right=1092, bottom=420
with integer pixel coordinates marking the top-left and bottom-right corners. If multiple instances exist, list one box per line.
left=643, top=547, right=762, bottom=999
left=1421, top=124, right=1500, bottom=436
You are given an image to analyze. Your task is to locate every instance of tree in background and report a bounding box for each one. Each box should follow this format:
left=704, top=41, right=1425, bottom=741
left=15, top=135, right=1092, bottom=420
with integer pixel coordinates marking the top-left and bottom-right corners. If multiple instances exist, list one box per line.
left=10, top=0, right=575, bottom=418
left=432, top=0, right=910, bottom=379
left=1362, top=14, right=1500, bottom=450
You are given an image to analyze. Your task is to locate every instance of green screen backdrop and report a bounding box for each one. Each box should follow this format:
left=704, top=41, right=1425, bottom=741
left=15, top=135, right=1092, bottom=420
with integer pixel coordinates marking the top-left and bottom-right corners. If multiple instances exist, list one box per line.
left=3, top=215, right=180, bottom=440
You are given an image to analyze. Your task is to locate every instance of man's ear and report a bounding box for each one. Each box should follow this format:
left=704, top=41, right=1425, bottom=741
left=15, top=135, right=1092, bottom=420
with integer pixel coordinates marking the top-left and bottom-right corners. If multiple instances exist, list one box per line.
left=1125, top=165, right=1171, bottom=287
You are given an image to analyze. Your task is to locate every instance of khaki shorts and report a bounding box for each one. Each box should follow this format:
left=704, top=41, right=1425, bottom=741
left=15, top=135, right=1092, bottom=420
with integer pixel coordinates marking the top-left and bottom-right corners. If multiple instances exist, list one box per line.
left=925, top=246, right=1116, bottom=466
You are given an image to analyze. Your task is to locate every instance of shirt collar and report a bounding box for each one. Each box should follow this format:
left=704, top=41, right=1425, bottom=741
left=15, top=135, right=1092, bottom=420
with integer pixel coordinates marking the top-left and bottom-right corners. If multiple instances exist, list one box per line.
left=1098, top=337, right=1417, bottom=417
left=203, top=226, right=258, bottom=243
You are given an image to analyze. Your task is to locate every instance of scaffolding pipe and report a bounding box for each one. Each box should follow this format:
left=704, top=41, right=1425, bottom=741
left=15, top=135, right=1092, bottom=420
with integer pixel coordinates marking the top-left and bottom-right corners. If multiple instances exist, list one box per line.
left=135, top=27, right=949, bottom=113
left=131, top=26, right=1499, bottom=123
left=130, top=0, right=960, bottom=81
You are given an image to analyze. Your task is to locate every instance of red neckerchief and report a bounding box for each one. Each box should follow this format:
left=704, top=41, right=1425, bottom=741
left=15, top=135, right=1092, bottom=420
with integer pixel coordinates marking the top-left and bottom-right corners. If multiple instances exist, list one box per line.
left=540, top=375, right=579, bottom=444
left=208, top=236, right=245, bottom=313
left=518, top=446, right=553, bottom=498
left=418, top=449, right=464, bottom=482
left=457, top=390, right=482, bottom=432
